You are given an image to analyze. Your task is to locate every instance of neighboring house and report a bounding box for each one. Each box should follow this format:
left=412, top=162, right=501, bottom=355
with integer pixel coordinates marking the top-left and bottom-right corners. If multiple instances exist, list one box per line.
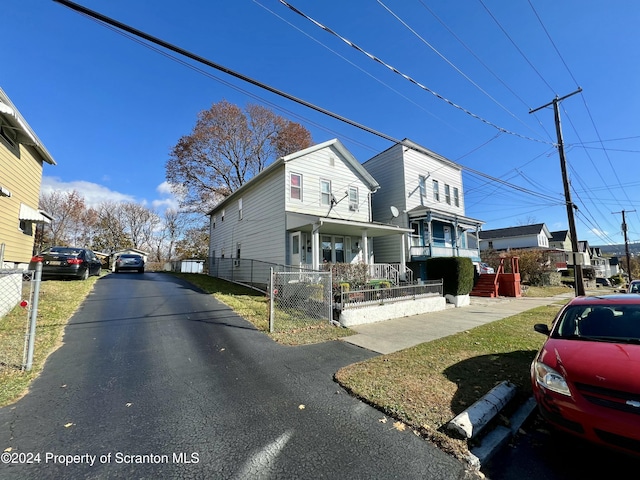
left=479, top=223, right=551, bottom=252
left=549, top=230, right=572, bottom=270
left=0, top=88, right=56, bottom=269
left=207, top=138, right=411, bottom=277
left=362, top=139, right=484, bottom=280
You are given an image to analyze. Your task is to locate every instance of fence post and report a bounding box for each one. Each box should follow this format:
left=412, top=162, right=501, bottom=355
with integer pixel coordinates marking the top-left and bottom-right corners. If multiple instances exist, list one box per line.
left=269, top=267, right=274, bottom=333
left=24, top=261, right=42, bottom=371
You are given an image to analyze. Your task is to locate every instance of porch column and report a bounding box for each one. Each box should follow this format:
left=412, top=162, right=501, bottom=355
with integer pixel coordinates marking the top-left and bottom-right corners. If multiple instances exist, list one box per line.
left=400, top=233, right=407, bottom=280
left=312, top=223, right=320, bottom=270
left=361, top=230, right=369, bottom=264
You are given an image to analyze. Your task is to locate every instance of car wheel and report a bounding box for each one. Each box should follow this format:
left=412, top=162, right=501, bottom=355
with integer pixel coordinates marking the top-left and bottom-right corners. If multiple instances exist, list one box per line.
left=81, top=268, right=89, bottom=280
left=96, top=267, right=102, bottom=276
left=139, top=268, right=144, bottom=273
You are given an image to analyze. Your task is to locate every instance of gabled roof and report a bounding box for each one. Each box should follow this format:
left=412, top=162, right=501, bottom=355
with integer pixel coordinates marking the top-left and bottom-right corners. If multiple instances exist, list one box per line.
left=207, top=138, right=377, bottom=215
left=479, top=223, right=550, bottom=240
left=0, top=87, right=56, bottom=165
left=549, top=230, right=570, bottom=242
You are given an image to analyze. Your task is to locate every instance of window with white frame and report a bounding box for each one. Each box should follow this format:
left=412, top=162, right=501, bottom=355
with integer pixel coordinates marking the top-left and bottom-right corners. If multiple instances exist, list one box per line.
left=290, top=173, right=302, bottom=201
left=320, top=179, right=332, bottom=206
left=433, top=180, right=440, bottom=202
left=453, top=187, right=459, bottom=207
left=221, top=209, right=225, bottom=222
left=348, top=186, right=358, bottom=210
left=419, top=176, right=427, bottom=204
left=238, top=198, right=243, bottom=220
left=445, top=184, right=451, bottom=205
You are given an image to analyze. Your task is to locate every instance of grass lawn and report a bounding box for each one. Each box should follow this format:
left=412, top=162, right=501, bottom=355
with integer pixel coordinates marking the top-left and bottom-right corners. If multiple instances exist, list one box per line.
left=0, top=275, right=100, bottom=407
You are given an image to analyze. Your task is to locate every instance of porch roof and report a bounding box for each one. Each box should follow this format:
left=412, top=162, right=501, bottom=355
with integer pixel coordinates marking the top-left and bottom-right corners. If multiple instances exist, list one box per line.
left=286, top=213, right=412, bottom=237
left=406, top=206, right=484, bottom=230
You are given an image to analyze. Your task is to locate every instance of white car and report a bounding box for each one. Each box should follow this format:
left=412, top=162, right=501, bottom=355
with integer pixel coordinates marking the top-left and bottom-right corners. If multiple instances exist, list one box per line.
left=479, top=263, right=495, bottom=274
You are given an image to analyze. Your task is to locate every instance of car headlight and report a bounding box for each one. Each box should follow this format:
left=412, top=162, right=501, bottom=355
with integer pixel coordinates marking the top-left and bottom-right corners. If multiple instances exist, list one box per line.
left=533, top=361, right=571, bottom=396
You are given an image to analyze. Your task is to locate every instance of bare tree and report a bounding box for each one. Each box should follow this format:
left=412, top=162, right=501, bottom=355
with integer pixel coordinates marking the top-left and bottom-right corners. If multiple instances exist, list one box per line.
left=120, top=202, right=160, bottom=250
left=166, top=100, right=312, bottom=213
left=92, top=202, right=131, bottom=253
left=39, top=190, right=87, bottom=247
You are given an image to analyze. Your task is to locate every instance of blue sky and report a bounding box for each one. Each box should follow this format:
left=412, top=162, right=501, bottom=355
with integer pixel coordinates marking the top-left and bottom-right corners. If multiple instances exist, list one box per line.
left=3, top=0, right=639, bottom=244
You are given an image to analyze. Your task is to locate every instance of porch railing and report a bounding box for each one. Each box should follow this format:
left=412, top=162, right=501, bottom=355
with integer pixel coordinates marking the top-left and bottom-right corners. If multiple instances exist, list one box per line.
left=369, top=263, right=413, bottom=284
left=340, top=280, right=443, bottom=310
left=409, top=246, right=479, bottom=259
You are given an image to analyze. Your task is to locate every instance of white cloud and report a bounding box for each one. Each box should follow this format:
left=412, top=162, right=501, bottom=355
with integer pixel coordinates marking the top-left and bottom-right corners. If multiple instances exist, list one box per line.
left=41, top=177, right=136, bottom=207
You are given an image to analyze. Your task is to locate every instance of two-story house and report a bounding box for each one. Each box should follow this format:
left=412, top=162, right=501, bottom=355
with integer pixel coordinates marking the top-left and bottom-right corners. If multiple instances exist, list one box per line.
left=362, top=139, right=484, bottom=280
left=479, top=223, right=551, bottom=252
left=207, top=138, right=411, bottom=281
left=0, top=88, right=55, bottom=269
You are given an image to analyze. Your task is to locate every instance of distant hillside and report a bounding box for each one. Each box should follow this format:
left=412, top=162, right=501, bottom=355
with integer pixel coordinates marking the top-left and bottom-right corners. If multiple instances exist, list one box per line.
left=593, top=242, right=640, bottom=256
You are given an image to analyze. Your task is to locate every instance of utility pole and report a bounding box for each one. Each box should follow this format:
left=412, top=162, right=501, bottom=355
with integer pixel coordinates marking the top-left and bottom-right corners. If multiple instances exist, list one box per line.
left=530, top=88, right=585, bottom=296
left=613, top=209, right=635, bottom=283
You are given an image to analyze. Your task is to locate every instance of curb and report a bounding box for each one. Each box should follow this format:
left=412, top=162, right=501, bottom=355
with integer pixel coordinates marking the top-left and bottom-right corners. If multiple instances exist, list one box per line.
left=445, top=379, right=538, bottom=469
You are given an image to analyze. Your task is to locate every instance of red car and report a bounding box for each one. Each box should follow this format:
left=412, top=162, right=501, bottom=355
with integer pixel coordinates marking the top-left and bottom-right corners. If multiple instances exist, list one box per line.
left=531, top=294, right=640, bottom=456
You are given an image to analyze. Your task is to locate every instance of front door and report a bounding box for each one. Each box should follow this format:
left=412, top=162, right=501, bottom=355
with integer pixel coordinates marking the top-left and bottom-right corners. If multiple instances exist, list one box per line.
left=290, top=232, right=301, bottom=267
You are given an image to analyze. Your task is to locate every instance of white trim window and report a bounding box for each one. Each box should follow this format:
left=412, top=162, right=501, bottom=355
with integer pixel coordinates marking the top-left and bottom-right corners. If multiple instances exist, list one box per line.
left=238, top=198, right=243, bottom=220
left=419, top=176, right=427, bottom=205
left=348, top=186, right=359, bottom=211
left=320, top=179, right=332, bottom=206
left=453, top=187, right=460, bottom=207
left=432, top=180, right=440, bottom=202
left=290, top=173, right=302, bottom=201
left=445, top=184, right=451, bottom=205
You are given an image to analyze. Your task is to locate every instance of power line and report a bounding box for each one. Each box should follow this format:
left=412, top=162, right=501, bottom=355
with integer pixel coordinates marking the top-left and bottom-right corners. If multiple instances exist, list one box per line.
left=278, top=0, right=552, bottom=145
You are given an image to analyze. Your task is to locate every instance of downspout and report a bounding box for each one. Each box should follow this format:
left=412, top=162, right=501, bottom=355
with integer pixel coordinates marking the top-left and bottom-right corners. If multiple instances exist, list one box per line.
left=312, top=221, right=322, bottom=270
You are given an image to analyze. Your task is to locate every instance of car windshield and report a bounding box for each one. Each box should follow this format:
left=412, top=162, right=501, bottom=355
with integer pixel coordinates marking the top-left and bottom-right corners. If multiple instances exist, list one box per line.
left=554, top=304, right=640, bottom=343
left=630, top=283, right=640, bottom=293
left=120, top=255, right=141, bottom=259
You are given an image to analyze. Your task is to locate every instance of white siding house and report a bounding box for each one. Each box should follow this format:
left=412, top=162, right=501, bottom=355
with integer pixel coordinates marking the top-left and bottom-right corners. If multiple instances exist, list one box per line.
left=363, top=139, right=484, bottom=280
left=479, top=224, right=552, bottom=251
left=208, top=139, right=411, bottom=276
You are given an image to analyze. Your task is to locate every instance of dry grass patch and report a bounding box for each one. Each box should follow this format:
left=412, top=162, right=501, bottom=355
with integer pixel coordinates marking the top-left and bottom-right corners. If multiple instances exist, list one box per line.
left=166, top=273, right=353, bottom=345
left=335, top=303, right=566, bottom=460
left=0, top=276, right=100, bottom=406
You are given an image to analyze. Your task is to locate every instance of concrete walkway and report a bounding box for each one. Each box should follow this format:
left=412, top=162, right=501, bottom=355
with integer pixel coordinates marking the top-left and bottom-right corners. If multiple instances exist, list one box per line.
left=341, top=294, right=573, bottom=354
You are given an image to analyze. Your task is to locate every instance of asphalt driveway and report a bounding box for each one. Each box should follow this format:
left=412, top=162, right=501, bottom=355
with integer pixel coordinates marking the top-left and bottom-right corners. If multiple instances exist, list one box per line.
left=0, top=273, right=477, bottom=479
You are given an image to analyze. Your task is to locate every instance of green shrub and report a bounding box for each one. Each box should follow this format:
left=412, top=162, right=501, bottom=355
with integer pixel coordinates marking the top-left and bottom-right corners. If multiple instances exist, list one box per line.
left=426, top=257, right=474, bottom=296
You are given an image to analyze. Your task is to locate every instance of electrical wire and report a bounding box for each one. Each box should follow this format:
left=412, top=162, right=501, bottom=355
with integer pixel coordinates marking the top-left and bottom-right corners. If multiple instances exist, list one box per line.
left=278, top=0, right=553, bottom=145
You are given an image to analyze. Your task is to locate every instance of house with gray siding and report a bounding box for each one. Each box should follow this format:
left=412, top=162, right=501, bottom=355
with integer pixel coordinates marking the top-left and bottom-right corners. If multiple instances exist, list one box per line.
left=362, top=139, right=484, bottom=280
left=207, top=139, right=411, bottom=278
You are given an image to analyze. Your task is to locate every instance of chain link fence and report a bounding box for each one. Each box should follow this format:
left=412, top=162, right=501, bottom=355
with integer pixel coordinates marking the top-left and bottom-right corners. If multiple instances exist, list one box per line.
left=269, top=270, right=333, bottom=332
left=0, top=269, right=36, bottom=372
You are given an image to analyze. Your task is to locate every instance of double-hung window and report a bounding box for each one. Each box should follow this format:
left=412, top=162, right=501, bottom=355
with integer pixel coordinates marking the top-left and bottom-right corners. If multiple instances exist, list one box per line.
left=445, top=184, right=451, bottom=205
left=290, top=173, right=302, bottom=201
left=453, top=187, right=460, bottom=207
left=419, top=176, right=427, bottom=205
left=320, top=179, right=332, bottom=206
left=348, top=186, right=358, bottom=210
left=433, top=180, right=440, bottom=202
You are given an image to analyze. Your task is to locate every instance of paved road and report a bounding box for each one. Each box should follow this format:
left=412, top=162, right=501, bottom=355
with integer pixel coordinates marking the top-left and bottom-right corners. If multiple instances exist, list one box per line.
left=0, top=273, right=477, bottom=479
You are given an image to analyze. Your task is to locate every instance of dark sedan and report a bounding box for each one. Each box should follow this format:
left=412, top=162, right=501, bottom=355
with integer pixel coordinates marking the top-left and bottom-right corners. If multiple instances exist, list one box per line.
left=30, top=246, right=102, bottom=280
left=113, top=254, right=145, bottom=273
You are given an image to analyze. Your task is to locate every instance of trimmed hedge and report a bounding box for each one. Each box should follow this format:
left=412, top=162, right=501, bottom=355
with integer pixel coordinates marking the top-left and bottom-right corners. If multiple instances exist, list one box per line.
left=426, top=257, right=475, bottom=296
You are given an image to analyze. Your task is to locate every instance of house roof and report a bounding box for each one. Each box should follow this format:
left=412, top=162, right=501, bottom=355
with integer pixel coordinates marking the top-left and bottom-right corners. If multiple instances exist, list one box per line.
left=549, top=230, right=570, bottom=242
left=479, top=223, right=550, bottom=240
left=207, top=138, right=378, bottom=215
left=0, top=87, right=56, bottom=165
left=406, top=205, right=484, bottom=229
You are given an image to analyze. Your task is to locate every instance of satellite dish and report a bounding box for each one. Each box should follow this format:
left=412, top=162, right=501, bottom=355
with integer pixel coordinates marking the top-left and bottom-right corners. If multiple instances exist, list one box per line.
left=390, top=206, right=399, bottom=218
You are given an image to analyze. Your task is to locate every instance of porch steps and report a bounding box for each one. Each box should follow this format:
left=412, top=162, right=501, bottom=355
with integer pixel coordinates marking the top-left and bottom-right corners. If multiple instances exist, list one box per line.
left=470, top=274, right=499, bottom=297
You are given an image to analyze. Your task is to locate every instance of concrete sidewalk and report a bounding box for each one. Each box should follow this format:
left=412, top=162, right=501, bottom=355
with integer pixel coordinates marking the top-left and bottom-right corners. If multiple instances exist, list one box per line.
left=341, top=294, right=572, bottom=354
